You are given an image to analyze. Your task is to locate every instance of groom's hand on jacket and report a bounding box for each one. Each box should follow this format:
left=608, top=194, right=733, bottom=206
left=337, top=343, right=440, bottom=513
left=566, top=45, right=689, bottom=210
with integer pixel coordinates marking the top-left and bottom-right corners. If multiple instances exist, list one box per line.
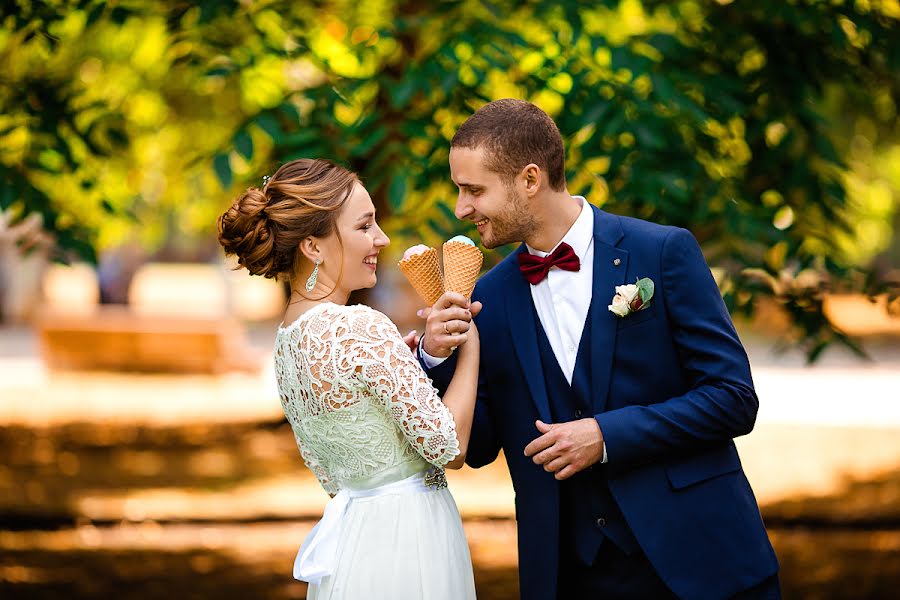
left=419, top=292, right=483, bottom=358
left=524, top=419, right=604, bottom=480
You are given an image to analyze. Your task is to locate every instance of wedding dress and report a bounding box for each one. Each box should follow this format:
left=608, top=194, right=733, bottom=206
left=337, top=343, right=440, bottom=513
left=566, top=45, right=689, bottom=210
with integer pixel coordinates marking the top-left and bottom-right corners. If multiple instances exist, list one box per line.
left=274, top=302, right=476, bottom=600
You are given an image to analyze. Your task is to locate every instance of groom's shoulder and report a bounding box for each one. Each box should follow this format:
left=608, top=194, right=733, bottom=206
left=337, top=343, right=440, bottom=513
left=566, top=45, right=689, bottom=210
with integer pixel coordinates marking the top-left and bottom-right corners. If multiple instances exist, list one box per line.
left=599, top=209, right=688, bottom=249
left=474, top=248, right=521, bottom=292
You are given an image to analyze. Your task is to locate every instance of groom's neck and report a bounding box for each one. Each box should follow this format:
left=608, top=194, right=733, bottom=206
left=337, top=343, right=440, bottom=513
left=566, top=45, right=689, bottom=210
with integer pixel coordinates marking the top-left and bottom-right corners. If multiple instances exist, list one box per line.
left=524, top=190, right=581, bottom=253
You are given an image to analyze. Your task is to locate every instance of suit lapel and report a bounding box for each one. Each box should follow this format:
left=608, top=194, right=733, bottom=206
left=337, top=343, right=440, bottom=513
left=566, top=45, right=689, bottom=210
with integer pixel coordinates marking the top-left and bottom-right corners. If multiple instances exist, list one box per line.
left=589, top=206, right=627, bottom=414
left=505, top=249, right=552, bottom=424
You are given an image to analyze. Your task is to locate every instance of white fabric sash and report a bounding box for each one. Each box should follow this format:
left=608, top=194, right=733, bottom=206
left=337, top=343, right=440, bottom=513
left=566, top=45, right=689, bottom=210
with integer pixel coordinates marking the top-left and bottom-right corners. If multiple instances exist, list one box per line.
left=293, top=471, right=431, bottom=584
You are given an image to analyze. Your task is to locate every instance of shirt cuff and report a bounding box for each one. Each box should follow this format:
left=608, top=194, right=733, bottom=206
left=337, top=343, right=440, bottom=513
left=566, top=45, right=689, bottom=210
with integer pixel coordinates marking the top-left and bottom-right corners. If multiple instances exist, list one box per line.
left=418, top=337, right=448, bottom=369
left=594, top=414, right=608, bottom=463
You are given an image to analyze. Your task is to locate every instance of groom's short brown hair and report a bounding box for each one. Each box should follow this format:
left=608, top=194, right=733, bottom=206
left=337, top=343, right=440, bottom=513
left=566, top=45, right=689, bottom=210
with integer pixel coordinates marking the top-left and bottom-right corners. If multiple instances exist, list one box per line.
left=451, top=98, right=566, bottom=191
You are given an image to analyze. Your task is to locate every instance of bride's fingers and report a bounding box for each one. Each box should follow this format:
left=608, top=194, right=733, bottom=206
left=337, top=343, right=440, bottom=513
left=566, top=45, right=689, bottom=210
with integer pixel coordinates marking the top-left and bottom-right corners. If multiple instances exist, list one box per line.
left=469, top=301, right=483, bottom=318
left=401, top=330, right=418, bottom=351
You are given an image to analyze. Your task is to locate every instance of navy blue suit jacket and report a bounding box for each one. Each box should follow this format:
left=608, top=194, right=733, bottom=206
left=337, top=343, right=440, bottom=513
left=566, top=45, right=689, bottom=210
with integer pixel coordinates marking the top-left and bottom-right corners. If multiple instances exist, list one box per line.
left=427, top=205, right=778, bottom=600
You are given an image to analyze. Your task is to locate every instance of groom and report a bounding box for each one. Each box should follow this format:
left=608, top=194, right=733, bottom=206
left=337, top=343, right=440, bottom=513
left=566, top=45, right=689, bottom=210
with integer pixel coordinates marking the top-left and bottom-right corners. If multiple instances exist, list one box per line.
left=419, top=99, right=779, bottom=600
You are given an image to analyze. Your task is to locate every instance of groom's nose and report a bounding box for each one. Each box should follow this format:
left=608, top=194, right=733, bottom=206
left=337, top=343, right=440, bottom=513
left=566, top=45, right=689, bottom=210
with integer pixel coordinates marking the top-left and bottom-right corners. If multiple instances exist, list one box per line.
left=454, top=196, right=473, bottom=220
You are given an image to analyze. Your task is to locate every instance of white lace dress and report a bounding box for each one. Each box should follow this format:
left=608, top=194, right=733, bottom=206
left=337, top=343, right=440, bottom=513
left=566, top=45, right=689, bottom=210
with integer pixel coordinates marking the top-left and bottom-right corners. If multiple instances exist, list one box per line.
left=274, top=302, right=476, bottom=600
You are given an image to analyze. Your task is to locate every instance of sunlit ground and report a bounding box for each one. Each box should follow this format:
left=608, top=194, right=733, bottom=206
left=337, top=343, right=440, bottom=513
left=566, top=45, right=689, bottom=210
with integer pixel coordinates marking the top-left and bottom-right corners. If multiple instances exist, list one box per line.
left=1, top=313, right=899, bottom=598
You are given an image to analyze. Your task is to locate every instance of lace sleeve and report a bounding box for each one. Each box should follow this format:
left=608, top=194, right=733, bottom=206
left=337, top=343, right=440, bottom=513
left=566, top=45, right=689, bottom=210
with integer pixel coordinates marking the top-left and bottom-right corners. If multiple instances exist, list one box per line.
left=344, top=306, right=460, bottom=467
left=294, top=431, right=341, bottom=497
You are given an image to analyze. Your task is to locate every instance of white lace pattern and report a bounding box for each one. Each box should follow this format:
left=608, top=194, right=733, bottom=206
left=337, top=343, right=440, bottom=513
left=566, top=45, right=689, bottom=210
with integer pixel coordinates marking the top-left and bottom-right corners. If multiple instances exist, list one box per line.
left=274, top=303, right=460, bottom=496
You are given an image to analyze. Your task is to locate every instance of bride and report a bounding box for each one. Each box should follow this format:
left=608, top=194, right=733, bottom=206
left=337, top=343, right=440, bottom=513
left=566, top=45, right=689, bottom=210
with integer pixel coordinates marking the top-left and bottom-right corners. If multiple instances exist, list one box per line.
left=217, top=158, right=479, bottom=599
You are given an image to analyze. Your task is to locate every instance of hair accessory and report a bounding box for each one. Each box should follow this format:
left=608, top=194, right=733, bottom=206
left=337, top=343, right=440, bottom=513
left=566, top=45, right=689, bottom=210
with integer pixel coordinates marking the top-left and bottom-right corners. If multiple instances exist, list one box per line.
left=262, top=175, right=271, bottom=187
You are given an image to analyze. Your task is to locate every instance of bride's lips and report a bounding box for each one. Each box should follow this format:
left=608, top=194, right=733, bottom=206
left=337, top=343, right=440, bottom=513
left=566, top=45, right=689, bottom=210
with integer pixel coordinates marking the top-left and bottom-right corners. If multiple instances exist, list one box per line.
left=363, top=253, right=378, bottom=271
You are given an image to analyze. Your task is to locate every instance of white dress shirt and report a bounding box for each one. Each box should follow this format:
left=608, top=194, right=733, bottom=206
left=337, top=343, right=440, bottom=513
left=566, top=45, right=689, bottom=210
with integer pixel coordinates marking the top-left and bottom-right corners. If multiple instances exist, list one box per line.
left=525, top=196, right=594, bottom=385
left=421, top=196, right=607, bottom=463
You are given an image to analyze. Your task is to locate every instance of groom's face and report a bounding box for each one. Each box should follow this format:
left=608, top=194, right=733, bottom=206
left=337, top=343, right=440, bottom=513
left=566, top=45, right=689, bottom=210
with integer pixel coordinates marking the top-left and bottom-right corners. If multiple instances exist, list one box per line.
left=449, top=146, right=535, bottom=249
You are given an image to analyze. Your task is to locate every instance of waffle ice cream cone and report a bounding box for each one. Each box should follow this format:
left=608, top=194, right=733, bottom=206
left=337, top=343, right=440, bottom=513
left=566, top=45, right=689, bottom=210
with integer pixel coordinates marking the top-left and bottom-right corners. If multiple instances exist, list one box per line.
left=442, top=239, right=483, bottom=300
left=399, top=246, right=444, bottom=306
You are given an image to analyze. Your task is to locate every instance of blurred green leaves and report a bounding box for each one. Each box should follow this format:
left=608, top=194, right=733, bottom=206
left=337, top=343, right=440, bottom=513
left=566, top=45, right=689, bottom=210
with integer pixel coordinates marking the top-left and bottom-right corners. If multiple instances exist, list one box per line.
left=2, top=0, right=899, bottom=359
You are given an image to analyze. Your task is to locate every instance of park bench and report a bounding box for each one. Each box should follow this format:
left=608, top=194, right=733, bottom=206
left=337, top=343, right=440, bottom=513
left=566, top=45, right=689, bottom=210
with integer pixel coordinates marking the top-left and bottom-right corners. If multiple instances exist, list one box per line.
left=35, top=263, right=273, bottom=373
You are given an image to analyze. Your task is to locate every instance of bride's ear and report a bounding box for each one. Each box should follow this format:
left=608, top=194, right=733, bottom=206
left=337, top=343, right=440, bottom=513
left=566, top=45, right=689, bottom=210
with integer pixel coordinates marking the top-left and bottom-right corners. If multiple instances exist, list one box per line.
left=298, top=237, right=321, bottom=264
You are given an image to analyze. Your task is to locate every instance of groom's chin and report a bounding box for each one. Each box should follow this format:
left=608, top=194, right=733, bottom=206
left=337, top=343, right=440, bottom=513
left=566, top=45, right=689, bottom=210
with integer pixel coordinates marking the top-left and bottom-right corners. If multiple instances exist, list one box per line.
left=479, top=235, right=498, bottom=249
left=481, top=236, right=507, bottom=250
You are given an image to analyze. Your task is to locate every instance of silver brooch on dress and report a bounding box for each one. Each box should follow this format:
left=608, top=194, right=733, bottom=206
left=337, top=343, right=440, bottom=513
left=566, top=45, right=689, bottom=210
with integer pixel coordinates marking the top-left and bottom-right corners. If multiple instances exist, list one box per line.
left=424, top=467, right=448, bottom=490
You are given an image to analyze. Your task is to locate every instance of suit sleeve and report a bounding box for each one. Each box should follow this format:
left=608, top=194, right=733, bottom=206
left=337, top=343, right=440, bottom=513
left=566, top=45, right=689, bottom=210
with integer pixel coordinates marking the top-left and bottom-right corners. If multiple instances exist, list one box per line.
left=595, top=227, right=758, bottom=470
left=419, top=287, right=502, bottom=469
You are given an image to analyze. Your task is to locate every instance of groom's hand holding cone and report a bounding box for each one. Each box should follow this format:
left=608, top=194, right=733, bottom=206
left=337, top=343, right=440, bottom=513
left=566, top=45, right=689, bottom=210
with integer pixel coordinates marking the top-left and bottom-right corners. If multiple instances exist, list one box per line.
left=400, top=235, right=484, bottom=358
left=419, top=292, right=483, bottom=358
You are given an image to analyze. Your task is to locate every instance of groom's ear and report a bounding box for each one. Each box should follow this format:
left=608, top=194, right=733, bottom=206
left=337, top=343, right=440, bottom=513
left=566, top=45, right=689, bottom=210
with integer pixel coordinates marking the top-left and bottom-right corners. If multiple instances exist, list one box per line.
left=521, top=163, right=542, bottom=197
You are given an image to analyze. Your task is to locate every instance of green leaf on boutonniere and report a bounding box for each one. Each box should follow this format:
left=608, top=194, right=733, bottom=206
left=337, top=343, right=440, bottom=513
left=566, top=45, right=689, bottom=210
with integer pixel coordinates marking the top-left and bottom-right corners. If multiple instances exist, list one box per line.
left=636, top=277, right=654, bottom=308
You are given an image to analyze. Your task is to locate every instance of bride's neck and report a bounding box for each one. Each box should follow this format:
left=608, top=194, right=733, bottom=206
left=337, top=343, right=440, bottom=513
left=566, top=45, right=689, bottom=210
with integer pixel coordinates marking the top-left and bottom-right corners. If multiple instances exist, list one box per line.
left=287, top=285, right=349, bottom=308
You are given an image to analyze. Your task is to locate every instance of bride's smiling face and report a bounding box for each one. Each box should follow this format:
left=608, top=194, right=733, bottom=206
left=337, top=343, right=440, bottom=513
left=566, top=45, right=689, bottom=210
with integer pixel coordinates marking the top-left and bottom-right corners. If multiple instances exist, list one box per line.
left=314, top=182, right=390, bottom=296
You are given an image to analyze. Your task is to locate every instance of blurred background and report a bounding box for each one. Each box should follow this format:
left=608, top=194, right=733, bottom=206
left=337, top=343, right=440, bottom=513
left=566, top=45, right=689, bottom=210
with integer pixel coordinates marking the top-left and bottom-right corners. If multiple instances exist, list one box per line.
left=2, top=0, right=899, bottom=598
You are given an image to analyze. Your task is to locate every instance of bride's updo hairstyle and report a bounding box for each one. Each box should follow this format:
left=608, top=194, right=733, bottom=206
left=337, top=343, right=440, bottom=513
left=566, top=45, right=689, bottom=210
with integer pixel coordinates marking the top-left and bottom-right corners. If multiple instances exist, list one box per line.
left=217, top=158, right=359, bottom=280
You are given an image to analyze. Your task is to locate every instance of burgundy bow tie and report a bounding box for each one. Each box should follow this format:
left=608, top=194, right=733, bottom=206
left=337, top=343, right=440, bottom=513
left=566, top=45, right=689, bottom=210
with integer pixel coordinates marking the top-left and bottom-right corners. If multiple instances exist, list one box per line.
left=517, top=242, right=581, bottom=285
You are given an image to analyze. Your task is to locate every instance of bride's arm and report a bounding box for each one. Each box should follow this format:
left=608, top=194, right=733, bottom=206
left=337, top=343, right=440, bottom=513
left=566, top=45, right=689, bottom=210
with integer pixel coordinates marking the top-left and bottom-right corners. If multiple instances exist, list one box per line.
left=347, top=306, right=476, bottom=469
left=439, top=321, right=478, bottom=469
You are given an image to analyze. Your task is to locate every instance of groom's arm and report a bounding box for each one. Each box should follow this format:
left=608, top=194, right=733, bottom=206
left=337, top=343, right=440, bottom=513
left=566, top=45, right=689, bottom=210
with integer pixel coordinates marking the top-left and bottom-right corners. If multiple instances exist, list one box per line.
left=417, top=341, right=458, bottom=394
left=595, top=227, right=758, bottom=471
left=419, top=294, right=502, bottom=469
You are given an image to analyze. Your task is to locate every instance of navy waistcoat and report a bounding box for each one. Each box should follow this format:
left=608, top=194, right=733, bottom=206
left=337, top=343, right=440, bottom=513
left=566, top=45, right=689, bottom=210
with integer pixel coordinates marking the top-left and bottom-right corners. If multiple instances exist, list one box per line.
left=532, top=304, right=640, bottom=564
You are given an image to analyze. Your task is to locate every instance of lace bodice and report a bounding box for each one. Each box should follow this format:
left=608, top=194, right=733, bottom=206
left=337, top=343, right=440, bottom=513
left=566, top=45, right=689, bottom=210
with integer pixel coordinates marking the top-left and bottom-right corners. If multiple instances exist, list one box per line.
left=274, top=303, right=459, bottom=496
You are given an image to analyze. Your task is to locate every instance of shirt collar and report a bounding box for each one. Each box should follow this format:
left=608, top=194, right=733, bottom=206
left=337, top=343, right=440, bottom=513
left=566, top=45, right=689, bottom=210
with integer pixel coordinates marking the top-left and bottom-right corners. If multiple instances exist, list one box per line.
left=525, top=196, right=593, bottom=259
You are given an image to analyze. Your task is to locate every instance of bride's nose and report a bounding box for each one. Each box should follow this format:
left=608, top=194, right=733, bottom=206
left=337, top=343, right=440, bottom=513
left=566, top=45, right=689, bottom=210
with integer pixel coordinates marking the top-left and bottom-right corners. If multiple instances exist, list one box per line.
left=374, top=226, right=389, bottom=248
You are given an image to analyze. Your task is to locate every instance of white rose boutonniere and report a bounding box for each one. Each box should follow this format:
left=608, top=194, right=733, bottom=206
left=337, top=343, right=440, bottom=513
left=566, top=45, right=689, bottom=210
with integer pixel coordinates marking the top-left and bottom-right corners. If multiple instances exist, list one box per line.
left=608, top=277, right=654, bottom=318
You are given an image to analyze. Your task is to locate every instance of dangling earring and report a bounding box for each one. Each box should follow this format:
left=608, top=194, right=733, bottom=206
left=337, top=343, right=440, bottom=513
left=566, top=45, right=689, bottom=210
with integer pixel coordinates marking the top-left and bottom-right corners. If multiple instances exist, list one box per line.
left=305, top=259, right=320, bottom=292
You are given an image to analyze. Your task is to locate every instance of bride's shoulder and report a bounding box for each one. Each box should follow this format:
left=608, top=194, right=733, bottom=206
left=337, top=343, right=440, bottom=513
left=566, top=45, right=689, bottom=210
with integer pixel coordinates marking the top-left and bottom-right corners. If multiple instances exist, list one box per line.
left=283, top=303, right=398, bottom=341
left=344, top=303, right=394, bottom=326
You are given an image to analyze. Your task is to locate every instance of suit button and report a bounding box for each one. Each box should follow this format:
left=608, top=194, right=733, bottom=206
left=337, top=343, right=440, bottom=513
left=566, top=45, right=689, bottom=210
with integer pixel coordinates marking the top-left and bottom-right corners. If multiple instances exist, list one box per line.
left=596, top=517, right=606, bottom=528
left=575, top=410, right=583, bottom=418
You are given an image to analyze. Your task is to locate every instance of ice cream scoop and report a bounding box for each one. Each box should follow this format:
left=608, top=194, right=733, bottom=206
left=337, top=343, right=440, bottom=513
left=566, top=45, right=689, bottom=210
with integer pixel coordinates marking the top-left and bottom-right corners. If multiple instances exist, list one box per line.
left=402, top=244, right=431, bottom=260
left=442, top=237, right=483, bottom=300
left=398, top=245, right=444, bottom=306
left=446, top=235, right=475, bottom=246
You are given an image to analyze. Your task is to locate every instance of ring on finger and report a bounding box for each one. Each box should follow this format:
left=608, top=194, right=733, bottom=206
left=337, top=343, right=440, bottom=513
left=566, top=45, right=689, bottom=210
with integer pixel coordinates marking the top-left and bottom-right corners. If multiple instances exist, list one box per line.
left=443, top=322, right=451, bottom=335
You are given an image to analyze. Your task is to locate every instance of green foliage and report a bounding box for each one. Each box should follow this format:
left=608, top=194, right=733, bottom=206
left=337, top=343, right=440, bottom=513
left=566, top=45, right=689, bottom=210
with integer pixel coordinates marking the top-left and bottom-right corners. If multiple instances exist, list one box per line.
left=2, top=0, right=899, bottom=360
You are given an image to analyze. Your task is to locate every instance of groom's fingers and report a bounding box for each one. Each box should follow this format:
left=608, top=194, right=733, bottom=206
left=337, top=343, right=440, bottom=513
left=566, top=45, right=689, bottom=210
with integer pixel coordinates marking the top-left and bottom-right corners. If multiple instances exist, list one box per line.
left=469, top=301, right=483, bottom=318
left=422, top=295, right=474, bottom=357
left=524, top=432, right=556, bottom=457
left=531, top=444, right=557, bottom=465
left=542, top=456, right=567, bottom=474
left=554, top=465, right=578, bottom=481
left=440, top=306, right=473, bottom=323
left=435, top=291, right=470, bottom=311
